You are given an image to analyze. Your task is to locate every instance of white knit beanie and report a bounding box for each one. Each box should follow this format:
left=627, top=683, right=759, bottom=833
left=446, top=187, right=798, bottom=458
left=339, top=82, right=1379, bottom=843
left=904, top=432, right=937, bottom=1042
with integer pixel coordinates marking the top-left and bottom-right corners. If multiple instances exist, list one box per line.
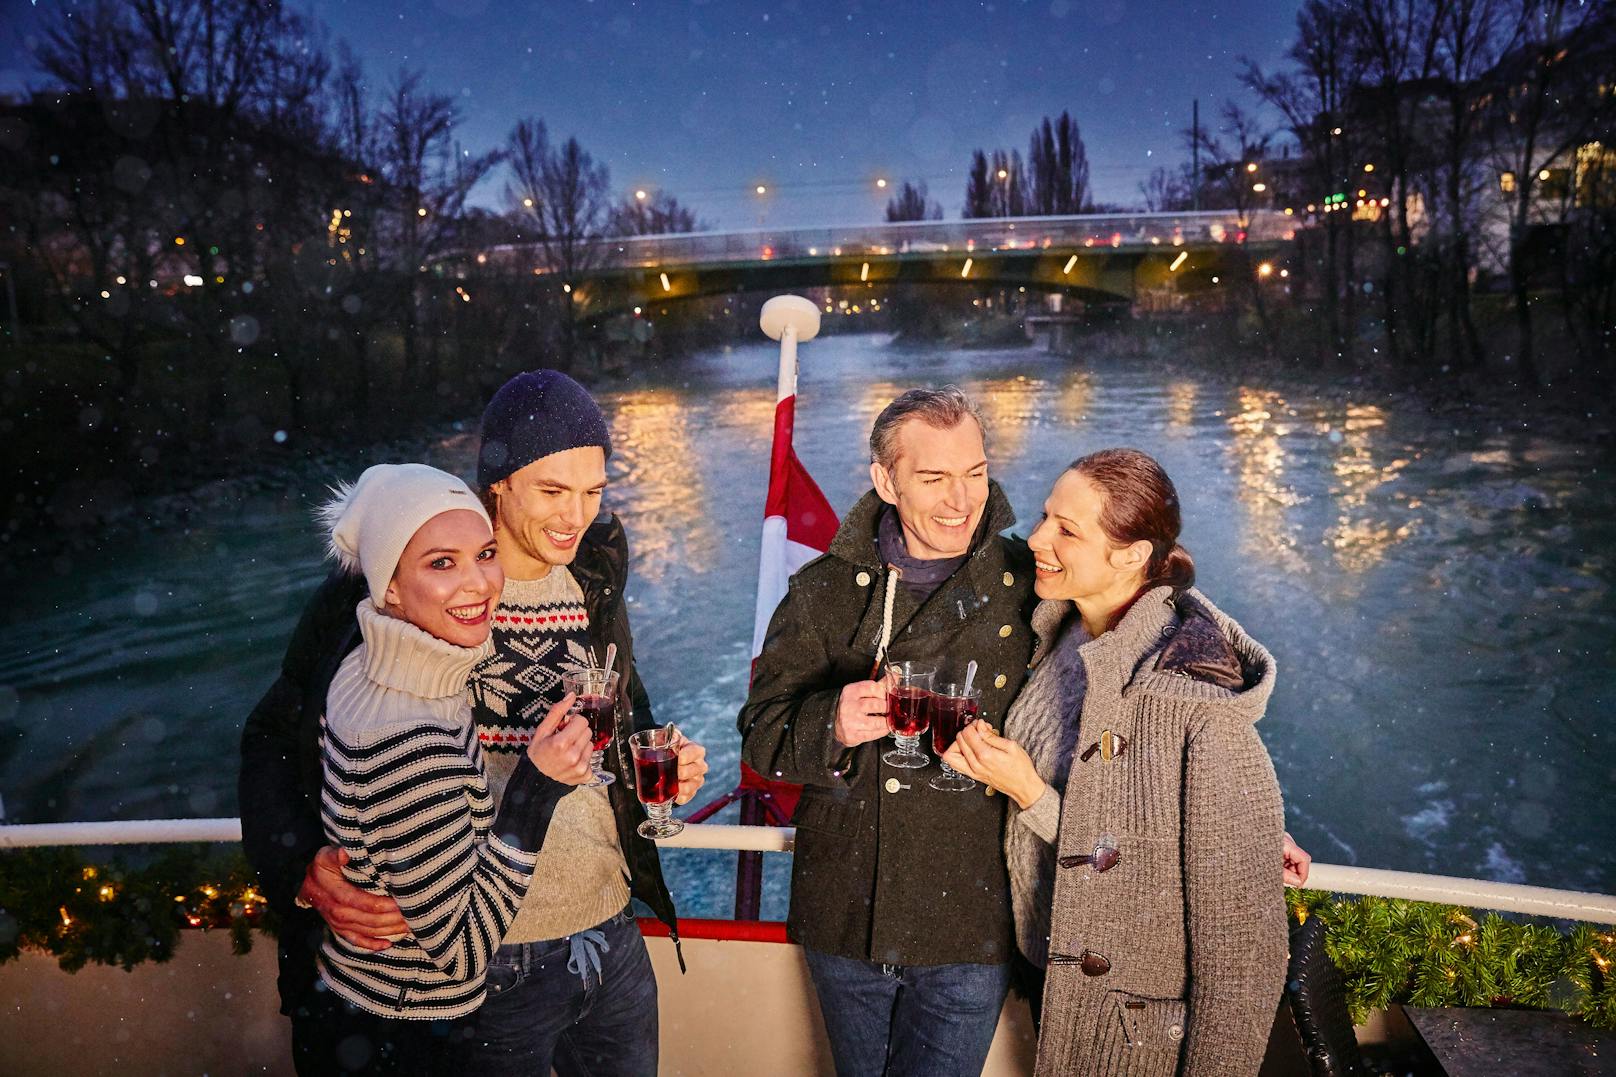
left=316, top=463, right=493, bottom=608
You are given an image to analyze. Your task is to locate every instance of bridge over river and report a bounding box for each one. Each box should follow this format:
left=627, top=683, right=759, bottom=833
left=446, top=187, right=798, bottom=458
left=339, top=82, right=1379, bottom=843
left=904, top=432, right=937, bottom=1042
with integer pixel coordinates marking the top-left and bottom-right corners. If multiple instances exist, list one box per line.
left=451, top=209, right=1298, bottom=314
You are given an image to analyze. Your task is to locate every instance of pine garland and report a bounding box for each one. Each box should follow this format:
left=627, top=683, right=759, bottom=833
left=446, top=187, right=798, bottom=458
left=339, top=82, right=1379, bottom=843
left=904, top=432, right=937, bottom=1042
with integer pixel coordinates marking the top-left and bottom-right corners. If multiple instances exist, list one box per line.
left=1288, top=889, right=1616, bottom=1030
left=0, top=847, right=274, bottom=972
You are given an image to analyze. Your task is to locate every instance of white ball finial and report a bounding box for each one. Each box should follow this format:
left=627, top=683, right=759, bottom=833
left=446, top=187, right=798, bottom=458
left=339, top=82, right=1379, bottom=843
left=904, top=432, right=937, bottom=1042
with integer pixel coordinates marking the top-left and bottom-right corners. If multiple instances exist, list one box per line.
left=759, top=295, right=821, bottom=342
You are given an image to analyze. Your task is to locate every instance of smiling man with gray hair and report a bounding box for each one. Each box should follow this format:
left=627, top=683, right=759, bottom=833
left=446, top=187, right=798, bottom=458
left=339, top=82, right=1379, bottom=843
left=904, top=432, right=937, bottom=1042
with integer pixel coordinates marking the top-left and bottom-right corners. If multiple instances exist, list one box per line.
left=739, top=385, right=1038, bottom=1077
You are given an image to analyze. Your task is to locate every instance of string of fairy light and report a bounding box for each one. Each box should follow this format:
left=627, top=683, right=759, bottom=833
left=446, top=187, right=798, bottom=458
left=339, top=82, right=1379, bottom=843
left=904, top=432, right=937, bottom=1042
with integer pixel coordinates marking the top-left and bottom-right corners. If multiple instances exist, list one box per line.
left=56, top=863, right=267, bottom=932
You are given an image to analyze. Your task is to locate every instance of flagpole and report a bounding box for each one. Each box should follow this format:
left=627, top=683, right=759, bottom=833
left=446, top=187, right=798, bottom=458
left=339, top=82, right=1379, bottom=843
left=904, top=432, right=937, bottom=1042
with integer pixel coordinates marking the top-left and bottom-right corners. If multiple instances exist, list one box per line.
left=729, top=296, right=822, bottom=919
left=760, top=293, right=820, bottom=402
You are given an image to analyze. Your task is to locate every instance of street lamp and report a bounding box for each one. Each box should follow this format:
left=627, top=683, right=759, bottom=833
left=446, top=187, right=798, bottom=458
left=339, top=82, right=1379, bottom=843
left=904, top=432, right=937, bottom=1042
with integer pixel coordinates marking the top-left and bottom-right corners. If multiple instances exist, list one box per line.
left=755, top=184, right=767, bottom=195
left=635, top=189, right=648, bottom=201
left=876, top=178, right=888, bottom=189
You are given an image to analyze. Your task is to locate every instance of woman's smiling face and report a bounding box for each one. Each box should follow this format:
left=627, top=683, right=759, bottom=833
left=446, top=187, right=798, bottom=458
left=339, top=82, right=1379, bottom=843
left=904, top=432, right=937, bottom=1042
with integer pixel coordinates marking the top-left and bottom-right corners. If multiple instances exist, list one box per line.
left=383, top=508, right=503, bottom=647
left=1027, top=470, right=1133, bottom=603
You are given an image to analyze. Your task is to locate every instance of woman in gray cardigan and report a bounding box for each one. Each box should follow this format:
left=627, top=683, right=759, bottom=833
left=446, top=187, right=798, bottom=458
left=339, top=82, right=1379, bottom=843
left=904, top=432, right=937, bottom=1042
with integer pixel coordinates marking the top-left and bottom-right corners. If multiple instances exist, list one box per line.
left=943, top=448, right=1287, bottom=1077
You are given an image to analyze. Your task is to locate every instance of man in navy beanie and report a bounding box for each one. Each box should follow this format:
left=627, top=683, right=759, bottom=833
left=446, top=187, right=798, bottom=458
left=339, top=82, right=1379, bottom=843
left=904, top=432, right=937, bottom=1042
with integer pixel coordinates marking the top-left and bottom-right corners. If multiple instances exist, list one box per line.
left=241, top=369, right=708, bottom=1076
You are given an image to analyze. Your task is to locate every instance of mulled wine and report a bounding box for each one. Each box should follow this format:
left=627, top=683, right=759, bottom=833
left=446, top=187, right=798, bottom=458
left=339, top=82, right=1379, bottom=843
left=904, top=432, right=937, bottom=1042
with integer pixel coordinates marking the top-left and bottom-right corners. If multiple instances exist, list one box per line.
left=931, top=694, right=979, bottom=756
left=633, top=747, right=679, bottom=805
left=929, top=680, right=981, bottom=792
left=629, top=724, right=686, bottom=839
left=561, top=667, right=621, bottom=788
left=881, top=661, right=935, bottom=770
left=575, top=693, right=616, bottom=751
left=886, top=685, right=932, bottom=736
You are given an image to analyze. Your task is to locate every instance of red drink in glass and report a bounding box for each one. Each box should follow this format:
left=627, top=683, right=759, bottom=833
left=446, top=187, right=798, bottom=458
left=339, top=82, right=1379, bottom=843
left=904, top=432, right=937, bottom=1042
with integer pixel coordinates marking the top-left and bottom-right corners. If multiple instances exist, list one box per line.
left=633, top=747, right=679, bottom=805
left=575, top=694, right=615, bottom=751
left=886, top=685, right=932, bottom=737
left=563, top=668, right=621, bottom=788
left=931, top=694, right=979, bottom=756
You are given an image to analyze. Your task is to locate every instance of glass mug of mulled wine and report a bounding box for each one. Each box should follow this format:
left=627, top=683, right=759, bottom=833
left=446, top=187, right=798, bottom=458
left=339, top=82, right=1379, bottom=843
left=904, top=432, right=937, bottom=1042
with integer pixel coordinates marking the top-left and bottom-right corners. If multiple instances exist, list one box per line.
left=929, top=682, right=979, bottom=792
left=628, top=724, right=686, bottom=840
left=882, top=660, right=934, bottom=769
left=562, top=667, right=620, bottom=787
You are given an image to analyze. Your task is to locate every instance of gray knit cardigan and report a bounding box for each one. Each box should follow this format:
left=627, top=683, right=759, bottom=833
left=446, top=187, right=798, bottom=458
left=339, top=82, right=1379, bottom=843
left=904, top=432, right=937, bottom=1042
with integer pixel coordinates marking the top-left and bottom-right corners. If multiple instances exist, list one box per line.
left=1029, top=586, right=1287, bottom=1077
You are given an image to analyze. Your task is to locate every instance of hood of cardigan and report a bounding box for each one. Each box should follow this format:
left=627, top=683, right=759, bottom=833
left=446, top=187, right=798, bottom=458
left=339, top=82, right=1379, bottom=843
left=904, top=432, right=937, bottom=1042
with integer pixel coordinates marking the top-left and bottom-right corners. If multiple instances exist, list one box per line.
left=1028, top=585, right=1276, bottom=723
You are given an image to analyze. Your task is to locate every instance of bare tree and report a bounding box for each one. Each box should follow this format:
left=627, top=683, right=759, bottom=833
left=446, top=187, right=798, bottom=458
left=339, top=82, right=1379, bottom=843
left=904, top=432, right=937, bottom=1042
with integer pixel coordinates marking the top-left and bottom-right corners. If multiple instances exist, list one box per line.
left=608, top=190, right=705, bottom=235
left=884, top=181, right=943, bottom=222
left=1430, top=0, right=1512, bottom=371
left=378, top=71, right=501, bottom=384
left=1193, top=102, right=1279, bottom=349
left=23, top=0, right=342, bottom=439
left=506, top=119, right=612, bottom=369
left=1244, top=0, right=1369, bottom=365
left=963, top=150, right=993, bottom=217
left=1347, top=0, right=1449, bottom=368
left=1029, top=112, right=1092, bottom=214
left=1482, top=0, right=1616, bottom=387
left=1139, top=164, right=1196, bottom=212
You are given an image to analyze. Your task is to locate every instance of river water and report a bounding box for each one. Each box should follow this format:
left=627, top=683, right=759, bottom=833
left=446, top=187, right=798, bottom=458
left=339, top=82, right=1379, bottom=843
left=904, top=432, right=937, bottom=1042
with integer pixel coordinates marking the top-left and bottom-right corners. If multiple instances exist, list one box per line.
left=4, top=333, right=1613, bottom=917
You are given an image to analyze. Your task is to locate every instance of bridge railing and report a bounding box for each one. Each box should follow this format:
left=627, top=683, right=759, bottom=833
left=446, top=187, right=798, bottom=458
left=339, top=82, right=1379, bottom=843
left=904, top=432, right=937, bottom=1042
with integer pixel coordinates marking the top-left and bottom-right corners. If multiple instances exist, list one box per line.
left=473, top=210, right=1296, bottom=274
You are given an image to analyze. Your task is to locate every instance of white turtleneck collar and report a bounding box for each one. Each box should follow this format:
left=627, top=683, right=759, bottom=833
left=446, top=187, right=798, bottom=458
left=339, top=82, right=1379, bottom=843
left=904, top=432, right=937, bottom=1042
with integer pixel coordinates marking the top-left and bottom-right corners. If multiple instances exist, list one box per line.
left=354, top=601, right=493, bottom=700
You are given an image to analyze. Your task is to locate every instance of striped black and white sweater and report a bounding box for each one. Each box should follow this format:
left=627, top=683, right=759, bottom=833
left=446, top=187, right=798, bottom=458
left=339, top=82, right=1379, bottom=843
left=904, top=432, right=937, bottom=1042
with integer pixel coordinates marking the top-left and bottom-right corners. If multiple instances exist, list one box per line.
left=317, top=601, right=566, bottom=1019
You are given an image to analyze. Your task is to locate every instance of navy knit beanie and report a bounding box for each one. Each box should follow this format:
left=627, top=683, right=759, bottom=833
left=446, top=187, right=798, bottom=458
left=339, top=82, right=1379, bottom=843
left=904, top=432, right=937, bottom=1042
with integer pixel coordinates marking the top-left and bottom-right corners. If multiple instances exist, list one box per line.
left=477, top=370, right=613, bottom=488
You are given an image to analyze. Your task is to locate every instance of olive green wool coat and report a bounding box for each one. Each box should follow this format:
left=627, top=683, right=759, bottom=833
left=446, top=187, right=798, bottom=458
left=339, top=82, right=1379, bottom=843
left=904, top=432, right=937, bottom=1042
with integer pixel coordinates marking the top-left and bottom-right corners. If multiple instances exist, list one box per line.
left=738, top=482, right=1038, bottom=966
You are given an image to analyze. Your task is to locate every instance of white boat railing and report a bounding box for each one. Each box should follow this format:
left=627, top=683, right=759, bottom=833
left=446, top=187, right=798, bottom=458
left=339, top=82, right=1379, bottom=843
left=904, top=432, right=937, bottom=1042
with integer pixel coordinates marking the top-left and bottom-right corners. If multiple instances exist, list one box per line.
left=3, top=817, right=1613, bottom=924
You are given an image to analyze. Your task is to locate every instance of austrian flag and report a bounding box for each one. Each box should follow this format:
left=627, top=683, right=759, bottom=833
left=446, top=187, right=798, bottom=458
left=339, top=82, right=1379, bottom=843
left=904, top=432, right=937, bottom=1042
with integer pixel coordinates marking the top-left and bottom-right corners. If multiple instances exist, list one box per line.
left=751, top=392, right=839, bottom=658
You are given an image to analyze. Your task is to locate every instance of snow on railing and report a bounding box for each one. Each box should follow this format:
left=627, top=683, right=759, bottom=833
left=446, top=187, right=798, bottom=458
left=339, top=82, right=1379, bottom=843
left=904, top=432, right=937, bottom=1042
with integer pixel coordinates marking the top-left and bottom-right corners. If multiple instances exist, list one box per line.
left=3, top=817, right=1613, bottom=924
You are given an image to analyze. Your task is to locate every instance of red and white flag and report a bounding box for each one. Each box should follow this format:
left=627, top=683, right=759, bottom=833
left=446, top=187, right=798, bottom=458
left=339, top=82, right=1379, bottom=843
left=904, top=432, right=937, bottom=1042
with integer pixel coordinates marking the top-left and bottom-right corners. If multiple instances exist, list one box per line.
left=751, top=391, right=838, bottom=658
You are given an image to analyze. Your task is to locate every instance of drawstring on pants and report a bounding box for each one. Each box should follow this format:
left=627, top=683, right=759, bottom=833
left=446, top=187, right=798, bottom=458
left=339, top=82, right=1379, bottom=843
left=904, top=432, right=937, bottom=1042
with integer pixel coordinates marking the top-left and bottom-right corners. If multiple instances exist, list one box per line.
left=567, top=928, right=610, bottom=989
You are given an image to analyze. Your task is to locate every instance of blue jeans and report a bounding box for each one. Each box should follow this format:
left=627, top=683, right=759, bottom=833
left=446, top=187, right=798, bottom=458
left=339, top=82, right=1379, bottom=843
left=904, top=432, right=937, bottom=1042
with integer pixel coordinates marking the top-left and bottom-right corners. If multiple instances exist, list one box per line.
left=463, top=909, right=658, bottom=1077
left=803, top=946, right=1011, bottom=1077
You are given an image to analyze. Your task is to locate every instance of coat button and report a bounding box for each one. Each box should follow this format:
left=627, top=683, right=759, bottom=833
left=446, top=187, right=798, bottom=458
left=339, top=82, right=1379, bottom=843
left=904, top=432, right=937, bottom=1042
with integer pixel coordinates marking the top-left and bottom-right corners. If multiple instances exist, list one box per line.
left=994, top=673, right=1007, bottom=689
left=884, top=777, right=910, bottom=794
left=1002, top=571, right=1014, bottom=586
left=856, top=571, right=872, bottom=587
left=998, top=624, right=1012, bottom=638
left=1169, top=1024, right=1184, bottom=1040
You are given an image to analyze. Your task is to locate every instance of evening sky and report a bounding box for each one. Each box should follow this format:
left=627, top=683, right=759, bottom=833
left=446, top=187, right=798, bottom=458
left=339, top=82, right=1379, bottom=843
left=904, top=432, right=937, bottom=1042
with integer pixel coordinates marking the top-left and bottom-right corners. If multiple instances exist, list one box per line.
left=1, top=0, right=1304, bottom=227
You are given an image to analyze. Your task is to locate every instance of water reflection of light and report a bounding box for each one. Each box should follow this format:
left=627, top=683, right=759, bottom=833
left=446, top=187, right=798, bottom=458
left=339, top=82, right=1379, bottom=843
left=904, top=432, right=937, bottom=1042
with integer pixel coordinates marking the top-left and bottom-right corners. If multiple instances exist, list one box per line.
left=713, top=388, right=778, bottom=440
left=1323, top=403, right=1415, bottom=574
left=1166, top=381, right=1197, bottom=433
left=973, top=376, right=1041, bottom=462
left=1059, top=370, right=1094, bottom=428
left=607, top=390, right=716, bottom=584
left=860, top=379, right=911, bottom=432
left=1226, top=387, right=1308, bottom=574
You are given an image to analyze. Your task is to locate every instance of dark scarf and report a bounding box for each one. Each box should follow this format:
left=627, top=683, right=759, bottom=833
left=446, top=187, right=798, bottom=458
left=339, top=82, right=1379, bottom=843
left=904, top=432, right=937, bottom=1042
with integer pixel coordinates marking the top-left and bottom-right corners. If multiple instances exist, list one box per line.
left=877, top=506, right=968, bottom=600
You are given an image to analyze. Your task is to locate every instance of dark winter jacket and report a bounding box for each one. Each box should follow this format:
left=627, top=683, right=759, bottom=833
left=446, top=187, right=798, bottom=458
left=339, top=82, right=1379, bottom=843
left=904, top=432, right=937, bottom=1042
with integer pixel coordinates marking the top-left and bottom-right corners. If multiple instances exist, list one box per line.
left=738, top=481, right=1038, bottom=966
left=239, top=514, right=679, bottom=1016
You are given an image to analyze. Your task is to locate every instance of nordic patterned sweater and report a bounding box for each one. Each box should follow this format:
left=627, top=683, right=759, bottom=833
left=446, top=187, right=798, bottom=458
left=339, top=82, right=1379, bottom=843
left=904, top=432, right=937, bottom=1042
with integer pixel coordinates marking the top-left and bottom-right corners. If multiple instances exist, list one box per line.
left=471, top=569, right=631, bottom=942
left=318, top=601, right=566, bottom=1019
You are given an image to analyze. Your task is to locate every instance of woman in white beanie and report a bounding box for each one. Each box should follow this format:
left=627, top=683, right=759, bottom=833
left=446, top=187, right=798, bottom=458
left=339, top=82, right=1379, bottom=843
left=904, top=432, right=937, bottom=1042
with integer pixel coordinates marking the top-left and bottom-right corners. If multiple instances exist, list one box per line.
left=307, top=463, right=593, bottom=1075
